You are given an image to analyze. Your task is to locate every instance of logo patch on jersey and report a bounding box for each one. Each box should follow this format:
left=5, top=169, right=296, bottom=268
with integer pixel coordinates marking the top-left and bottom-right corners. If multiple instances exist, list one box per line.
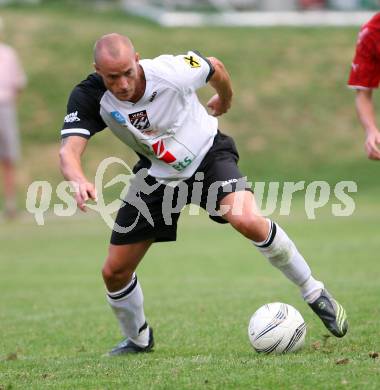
left=149, top=91, right=157, bottom=102
left=184, top=55, right=201, bottom=68
left=64, top=111, right=80, bottom=123
left=150, top=139, right=194, bottom=171
left=129, top=110, right=150, bottom=131
left=152, top=139, right=176, bottom=164
left=111, top=111, right=126, bottom=124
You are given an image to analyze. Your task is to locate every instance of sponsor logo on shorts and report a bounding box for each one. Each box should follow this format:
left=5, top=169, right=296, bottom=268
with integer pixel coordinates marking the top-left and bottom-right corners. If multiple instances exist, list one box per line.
left=64, top=111, right=80, bottom=123
left=221, top=178, right=238, bottom=187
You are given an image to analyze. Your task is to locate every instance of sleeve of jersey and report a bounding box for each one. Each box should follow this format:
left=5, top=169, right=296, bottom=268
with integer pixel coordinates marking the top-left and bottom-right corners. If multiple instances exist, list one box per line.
left=160, top=50, right=215, bottom=91
left=61, top=86, right=106, bottom=139
left=348, top=32, right=380, bottom=90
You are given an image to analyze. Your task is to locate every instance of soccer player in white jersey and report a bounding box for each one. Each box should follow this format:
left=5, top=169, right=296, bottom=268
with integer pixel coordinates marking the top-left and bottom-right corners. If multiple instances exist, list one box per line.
left=59, top=34, right=348, bottom=355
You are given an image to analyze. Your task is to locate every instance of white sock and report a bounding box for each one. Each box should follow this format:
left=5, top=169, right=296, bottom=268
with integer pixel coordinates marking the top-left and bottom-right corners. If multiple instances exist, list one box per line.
left=106, top=273, right=149, bottom=347
left=253, top=220, right=324, bottom=301
left=300, top=276, right=324, bottom=303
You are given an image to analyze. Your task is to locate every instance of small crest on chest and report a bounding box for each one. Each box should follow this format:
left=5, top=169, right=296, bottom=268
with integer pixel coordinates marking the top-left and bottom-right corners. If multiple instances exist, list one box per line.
left=128, top=110, right=150, bottom=131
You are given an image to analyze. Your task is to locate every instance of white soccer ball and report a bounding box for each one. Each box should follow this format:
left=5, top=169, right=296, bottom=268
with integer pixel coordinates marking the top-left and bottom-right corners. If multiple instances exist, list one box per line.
left=248, top=302, right=306, bottom=354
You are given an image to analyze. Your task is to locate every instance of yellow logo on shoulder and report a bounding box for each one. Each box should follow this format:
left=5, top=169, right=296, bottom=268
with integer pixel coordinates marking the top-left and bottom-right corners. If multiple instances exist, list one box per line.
left=184, top=55, right=201, bottom=68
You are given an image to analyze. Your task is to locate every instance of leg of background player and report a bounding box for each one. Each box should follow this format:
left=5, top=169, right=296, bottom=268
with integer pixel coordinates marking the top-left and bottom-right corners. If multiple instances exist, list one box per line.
left=1, top=159, right=17, bottom=218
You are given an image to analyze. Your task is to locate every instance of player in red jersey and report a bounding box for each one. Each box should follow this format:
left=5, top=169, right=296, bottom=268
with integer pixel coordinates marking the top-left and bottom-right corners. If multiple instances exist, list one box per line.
left=348, top=12, right=380, bottom=160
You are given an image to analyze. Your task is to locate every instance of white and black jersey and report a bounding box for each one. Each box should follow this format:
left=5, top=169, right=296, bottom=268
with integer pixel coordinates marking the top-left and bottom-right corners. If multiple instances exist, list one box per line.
left=61, top=50, right=217, bottom=182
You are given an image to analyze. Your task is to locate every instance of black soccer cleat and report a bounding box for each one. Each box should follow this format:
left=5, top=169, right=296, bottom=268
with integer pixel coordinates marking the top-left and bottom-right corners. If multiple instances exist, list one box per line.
left=108, top=326, right=154, bottom=356
left=308, top=289, right=348, bottom=338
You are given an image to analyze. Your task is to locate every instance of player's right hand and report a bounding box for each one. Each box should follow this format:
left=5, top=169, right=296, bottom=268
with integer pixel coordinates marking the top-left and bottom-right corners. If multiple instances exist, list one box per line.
left=365, top=130, right=380, bottom=160
left=207, top=94, right=231, bottom=117
left=75, top=181, right=98, bottom=212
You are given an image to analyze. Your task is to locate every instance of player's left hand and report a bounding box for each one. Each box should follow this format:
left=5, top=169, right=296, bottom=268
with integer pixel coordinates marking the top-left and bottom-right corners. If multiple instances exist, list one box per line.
left=207, top=94, right=231, bottom=117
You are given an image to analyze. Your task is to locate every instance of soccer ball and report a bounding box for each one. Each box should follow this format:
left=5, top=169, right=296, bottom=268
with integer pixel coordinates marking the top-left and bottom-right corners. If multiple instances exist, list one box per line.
left=248, top=302, right=306, bottom=354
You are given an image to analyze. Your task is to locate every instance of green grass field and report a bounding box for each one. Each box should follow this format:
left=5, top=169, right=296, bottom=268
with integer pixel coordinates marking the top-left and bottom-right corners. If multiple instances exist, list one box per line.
left=1, top=202, right=380, bottom=389
left=0, top=3, right=380, bottom=389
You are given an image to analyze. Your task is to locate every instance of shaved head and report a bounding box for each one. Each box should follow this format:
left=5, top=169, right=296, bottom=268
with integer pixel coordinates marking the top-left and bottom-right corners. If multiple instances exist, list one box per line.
left=93, top=33, right=145, bottom=102
left=94, top=33, right=135, bottom=66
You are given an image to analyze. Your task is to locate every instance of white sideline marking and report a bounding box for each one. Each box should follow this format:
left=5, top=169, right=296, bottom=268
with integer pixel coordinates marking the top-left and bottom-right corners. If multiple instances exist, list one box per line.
left=121, top=7, right=375, bottom=27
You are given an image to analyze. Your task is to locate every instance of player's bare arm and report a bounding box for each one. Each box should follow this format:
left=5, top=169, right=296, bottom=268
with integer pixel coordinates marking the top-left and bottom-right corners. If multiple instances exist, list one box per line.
left=59, top=136, right=97, bottom=211
left=206, top=57, right=233, bottom=117
left=355, top=89, right=380, bottom=160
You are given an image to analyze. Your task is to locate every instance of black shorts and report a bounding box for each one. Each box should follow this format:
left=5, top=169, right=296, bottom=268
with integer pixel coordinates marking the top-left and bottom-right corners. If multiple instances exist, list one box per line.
left=110, top=131, right=251, bottom=245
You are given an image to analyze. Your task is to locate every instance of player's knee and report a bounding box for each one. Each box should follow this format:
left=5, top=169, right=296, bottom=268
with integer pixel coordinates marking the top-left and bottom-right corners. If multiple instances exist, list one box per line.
left=232, top=214, right=264, bottom=240
left=101, top=263, right=114, bottom=282
left=101, top=258, right=133, bottom=285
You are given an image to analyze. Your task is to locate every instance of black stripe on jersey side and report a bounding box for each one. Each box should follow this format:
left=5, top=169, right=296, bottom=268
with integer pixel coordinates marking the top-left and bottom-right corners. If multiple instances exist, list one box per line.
left=107, top=275, right=138, bottom=300
left=255, top=222, right=277, bottom=248
left=192, top=50, right=215, bottom=83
